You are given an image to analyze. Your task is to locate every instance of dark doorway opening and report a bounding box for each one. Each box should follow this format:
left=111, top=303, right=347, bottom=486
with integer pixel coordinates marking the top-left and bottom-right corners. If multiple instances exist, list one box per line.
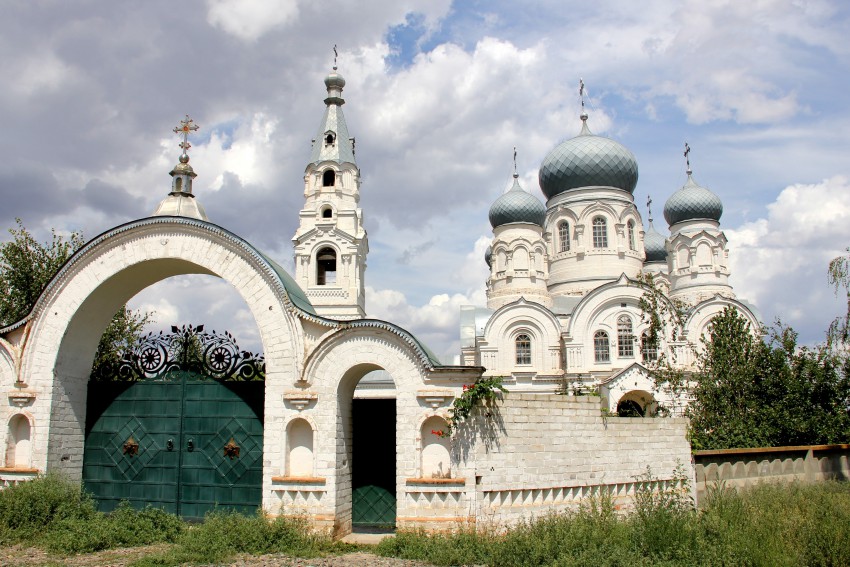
left=352, top=398, right=396, bottom=528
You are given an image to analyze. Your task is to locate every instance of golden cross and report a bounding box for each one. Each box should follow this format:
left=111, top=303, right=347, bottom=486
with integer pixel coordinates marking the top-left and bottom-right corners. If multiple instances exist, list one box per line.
left=173, top=115, right=199, bottom=155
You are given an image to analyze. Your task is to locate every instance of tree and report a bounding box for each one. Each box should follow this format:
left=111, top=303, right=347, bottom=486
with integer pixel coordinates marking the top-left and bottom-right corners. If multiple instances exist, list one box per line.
left=828, top=247, right=850, bottom=346
left=0, top=219, right=151, bottom=375
left=687, top=307, right=850, bottom=450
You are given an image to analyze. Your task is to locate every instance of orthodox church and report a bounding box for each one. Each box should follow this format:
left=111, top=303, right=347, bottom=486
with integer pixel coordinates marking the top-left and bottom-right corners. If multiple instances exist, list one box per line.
left=460, top=106, right=760, bottom=417
left=0, top=62, right=754, bottom=533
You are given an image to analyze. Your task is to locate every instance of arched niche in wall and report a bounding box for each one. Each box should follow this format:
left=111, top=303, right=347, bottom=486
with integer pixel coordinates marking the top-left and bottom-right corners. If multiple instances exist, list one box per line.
left=286, top=418, right=314, bottom=477
left=5, top=414, right=32, bottom=469
left=420, top=415, right=451, bottom=479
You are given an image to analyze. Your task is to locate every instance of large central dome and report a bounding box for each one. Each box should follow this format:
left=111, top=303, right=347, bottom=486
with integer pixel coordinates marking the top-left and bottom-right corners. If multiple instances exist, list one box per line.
left=539, top=116, right=638, bottom=199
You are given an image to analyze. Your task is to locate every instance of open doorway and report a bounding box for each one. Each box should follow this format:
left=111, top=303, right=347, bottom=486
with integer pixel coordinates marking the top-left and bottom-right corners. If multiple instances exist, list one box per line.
left=351, top=398, right=396, bottom=528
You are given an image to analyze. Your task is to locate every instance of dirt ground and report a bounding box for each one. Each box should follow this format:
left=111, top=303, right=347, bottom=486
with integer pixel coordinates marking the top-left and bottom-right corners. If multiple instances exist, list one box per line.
left=0, top=545, right=439, bottom=567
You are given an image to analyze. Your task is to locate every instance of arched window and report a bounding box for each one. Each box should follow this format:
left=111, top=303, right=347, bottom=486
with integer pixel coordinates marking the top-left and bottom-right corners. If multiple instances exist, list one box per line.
left=421, top=416, right=452, bottom=479
left=628, top=220, right=636, bottom=251
left=641, top=331, right=659, bottom=362
left=515, top=334, right=531, bottom=365
left=322, top=170, right=336, bottom=187
left=321, top=207, right=333, bottom=218
left=594, top=331, right=610, bottom=363
left=618, top=315, right=634, bottom=357
left=558, top=221, right=570, bottom=252
left=325, top=133, right=335, bottom=145
left=592, top=217, right=608, bottom=248
left=286, top=419, right=314, bottom=477
left=316, top=247, right=337, bottom=285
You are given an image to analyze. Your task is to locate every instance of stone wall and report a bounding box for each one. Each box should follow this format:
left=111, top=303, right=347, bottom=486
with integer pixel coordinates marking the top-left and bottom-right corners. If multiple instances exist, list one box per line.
left=693, top=444, right=850, bottom=504
left=399, top=393, right=693, bottom=530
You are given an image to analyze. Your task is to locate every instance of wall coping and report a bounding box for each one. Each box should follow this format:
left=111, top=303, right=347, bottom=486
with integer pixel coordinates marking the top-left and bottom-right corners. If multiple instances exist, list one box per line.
left=406, top=478, right=466, bottom=486
left=694, top=444, right=850, bottom=457
left=271, top=476, right=327, bottom=485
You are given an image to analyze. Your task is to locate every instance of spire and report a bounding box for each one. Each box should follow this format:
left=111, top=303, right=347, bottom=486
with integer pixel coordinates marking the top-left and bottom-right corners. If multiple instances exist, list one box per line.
left=309, top=48, right=356, bottom=165
left=152, top=115, right=208, bottom=221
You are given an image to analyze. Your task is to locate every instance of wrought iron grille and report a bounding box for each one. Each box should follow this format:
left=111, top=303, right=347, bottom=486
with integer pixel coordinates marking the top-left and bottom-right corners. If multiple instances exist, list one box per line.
left=92, top=324, right=265, bottom=381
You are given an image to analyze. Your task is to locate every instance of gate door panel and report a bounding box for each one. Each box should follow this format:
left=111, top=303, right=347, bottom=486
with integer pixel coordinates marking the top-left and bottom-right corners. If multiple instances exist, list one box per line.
left=83, top=375, right=264, bottom=519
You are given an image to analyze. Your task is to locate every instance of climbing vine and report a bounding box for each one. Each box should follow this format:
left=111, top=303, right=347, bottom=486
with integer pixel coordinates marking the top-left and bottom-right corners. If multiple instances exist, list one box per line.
left=431, top=376, right=507, bottom=438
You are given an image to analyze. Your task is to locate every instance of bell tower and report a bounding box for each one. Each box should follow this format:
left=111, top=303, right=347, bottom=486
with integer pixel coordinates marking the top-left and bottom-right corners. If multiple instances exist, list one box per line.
left=292, top=54, right=368, bottom=319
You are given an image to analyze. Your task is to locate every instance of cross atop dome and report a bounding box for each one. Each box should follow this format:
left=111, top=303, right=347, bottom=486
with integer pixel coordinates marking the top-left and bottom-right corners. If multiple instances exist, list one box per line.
left=684, top=142, right=692, bottom=175
left=174, top=115, right=199, bottom=159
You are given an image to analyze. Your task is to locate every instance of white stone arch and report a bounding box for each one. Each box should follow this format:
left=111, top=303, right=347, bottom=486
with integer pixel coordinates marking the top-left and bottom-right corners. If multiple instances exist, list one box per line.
left=302, top=322, right=437, bottom=536
left=18, top=218, right=305, bottom=495
left=482, top=299, right=562, bottom=374
left=685, top=296, right=761, bottom=349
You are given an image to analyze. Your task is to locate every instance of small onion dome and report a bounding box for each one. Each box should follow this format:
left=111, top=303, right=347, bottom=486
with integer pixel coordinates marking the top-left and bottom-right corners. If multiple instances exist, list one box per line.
left=663, top=173, right=723, bottom=226
left=643, top=222, right=667, bottom=263
left=485, top=245, right=493, bottom=267
left=538, top=115, right=639, bottom=199
left=324, top=70, right=346, bottom=89
left=488, top=174, right=546, bottom=229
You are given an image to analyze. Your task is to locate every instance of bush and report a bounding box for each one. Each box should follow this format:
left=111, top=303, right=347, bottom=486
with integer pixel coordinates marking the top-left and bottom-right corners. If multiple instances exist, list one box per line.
left=0, top=473, right=96, bottom=541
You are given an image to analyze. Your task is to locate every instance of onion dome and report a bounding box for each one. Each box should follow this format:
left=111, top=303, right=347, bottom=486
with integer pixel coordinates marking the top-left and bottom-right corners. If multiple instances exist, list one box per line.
left=643, top=222, right=667, bottom=263
left=489, top=174, right=546, bottom=229
left=324, top=69, right=346, bottom=89
left=539, top=113, right=639, bottom=199
left=485, top=245, right=493, bottom=267
left=663, top=172, right=723, bottom=226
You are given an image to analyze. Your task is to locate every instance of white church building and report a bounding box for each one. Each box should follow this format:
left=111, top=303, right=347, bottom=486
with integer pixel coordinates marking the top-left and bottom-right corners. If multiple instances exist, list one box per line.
left=0, top=64, right=757, bottom=535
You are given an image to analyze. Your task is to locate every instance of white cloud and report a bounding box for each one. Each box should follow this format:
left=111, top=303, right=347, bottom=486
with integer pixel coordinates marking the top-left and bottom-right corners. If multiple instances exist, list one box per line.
left=727, top=175, right=850, bottom=341
left=206, top=0, right=300, bottom=42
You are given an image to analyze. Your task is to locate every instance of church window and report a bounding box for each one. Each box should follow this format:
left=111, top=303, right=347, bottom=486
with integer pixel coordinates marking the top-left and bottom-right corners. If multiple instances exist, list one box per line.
left=618, top=315, right=634, bottom=357
left=515, top=334, right=531, bottom=365
left=592, top=217, right=608, bottom=248
left=558, top=221, right=570, bottom=252
left=594, top=331, right=610, bottom=363
left=286, top=418, right=314, bottom=477
left=316, top=247, right=337, bottom=285
left=174, top=177, right=183, bottom=192
left=322, top=207, right=333, bottom=218
left=628, top=220, right=636, bottom=251
left=325, top=132, right=335, bottom=145
left=641, top=331, right=658, bottom=362
left=322, top=170, right=336, bottom=187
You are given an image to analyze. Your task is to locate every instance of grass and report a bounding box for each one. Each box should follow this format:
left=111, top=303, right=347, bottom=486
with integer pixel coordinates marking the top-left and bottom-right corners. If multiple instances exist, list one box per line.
left=377, top=480, right=850, bottom=567
left=2, top=473, right=850, bottom=566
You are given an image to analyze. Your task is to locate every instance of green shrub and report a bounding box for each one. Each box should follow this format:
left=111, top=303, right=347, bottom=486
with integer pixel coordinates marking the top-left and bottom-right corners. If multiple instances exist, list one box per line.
left=0, top=473, right=95, bottom=541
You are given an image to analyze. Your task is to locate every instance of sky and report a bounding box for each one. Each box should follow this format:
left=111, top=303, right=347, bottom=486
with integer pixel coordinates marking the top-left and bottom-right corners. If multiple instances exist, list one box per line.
left=2, top=0, right=850, bottom=361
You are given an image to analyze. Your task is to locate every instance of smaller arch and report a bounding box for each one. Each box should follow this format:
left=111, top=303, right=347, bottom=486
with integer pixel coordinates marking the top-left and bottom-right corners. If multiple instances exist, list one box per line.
left=592, top=216, right=608, bottom=248
left=616, top=390, right=656, bottom=417
left=5, top=414, right=32, bottom=469
left=316, top=247, right=337, bottom=285
left=594, top=330, right=610, bottom=363
left=322, top=169, right=336, bottom=187
left=558, top=221, right=571, bottom=252
left=321, top=206, right=333, bottom=219
left=515, top=333, right=532, bottom=365
left=617, top=315, right=634, bottom=358
left=420, top=415, right=452, bottom=479
left=286, top=418, right=314, bottom=477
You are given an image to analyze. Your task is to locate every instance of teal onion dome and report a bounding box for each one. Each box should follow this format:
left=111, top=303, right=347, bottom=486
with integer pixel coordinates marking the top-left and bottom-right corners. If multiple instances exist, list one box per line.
left=643, top=222, right=667, bottom=263
left=489, top=175, right=546, bottom=229
left=485, top=245, right=493, bottom=267
left=539, top=115, right=639, bottom=199
left=664, top=173, right=723, bottom=226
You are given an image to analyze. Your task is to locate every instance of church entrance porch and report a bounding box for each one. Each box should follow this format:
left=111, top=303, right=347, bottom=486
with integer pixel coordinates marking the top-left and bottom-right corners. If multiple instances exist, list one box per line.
left=351, top=398, right=396, bottom=528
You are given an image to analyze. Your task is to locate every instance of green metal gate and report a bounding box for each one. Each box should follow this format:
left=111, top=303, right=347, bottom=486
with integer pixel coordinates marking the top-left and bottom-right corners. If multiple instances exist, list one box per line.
left=82, top=325, right=265, bottom=520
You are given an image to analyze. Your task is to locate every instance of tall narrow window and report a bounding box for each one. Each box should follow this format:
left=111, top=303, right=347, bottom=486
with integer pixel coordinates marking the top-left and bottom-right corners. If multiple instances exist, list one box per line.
left=558, top=221, right=571, bottom=252
left=628, top=220, right=636, bottom=251
left=641, top=331, right=658, bottom=362
left=316, top=247, right=337, bottom=285
left=515, top=334, right=531, bottom=365
left=594, top=331, right=610, bottom=363
left=618, top=315, right=634, bottom=357
left=592, top=217, right=608, bottom=248
left=322, top=170, right=336, bottom=187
